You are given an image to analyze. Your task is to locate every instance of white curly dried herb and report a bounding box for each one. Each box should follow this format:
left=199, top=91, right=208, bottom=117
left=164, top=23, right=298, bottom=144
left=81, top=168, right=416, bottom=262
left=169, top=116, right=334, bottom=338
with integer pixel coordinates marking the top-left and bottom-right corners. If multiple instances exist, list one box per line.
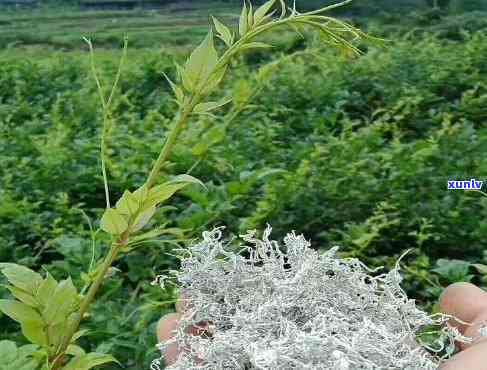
left=152, top=226, right=481, bottom=369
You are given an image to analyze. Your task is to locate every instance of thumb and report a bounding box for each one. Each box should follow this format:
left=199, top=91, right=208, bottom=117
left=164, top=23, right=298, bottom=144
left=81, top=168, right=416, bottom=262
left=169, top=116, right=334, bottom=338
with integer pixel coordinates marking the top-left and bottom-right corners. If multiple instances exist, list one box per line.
left=156, top=312, right=182, bottom=366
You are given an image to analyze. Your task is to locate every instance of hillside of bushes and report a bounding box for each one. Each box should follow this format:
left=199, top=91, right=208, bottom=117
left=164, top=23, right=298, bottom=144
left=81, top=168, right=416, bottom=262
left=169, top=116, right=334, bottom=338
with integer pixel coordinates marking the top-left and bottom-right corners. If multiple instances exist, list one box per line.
left=1, top=5, right=487, bottom=369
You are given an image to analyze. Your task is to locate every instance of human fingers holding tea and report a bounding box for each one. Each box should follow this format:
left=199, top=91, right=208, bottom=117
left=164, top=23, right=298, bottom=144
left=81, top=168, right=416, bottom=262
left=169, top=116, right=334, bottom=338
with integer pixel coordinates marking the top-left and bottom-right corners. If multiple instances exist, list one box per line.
left=156, top=293, right=211, bottom=366
left=438, top=282, right=487, bottom=370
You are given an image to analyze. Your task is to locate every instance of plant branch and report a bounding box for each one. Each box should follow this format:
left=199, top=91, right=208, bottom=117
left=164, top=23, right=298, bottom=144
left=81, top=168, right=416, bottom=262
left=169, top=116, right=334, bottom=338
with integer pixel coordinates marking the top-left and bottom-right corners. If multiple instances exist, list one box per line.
left=52, top=39, right=131, bottom=368
left=53, top=239, right=123, bottom=369
left=145, top=98, right=197, bottom=189
left=52, top=3, right=369, bottom=367
left=84, top=37, right=129, bottom=209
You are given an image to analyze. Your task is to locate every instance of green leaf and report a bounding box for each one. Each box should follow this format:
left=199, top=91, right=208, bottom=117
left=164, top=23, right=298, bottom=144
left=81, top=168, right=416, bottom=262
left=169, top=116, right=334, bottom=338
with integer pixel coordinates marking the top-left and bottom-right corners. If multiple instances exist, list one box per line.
left=239, top=1, right=248, bottom=37
left=193, top=97, right=232, bottom=114
left=100, top=208, right=128, bottom=235
left=184, top=30, right=218, bottom=92
left=192, top=126, right=227, bottom=157
left=16, top=343, right=38, bottom=359
left=130, top=227, right=184, bottom=244
left=472, top=263, right=487, bottom=275
left=432, top=259, right=472, bottom=283
left=132, top=206, right=156, bottom=232
left=63, top=352, right=119, bottom=370
left=166, top=174, right=207, bottom=190
left=132, top=185, right=149, bottom=206
left=254, top=0, right=275, bottom=25
left=72, top=329, right=90, bottom=342
left=21, top=321, right=47, bottom=346
left=5, top=286, right=38, bottom=307
left=255, top=168, right=286, bottom=180
left=0, top=300, right=47, bottom=346
left=232, top=79, right=253, bottom=106
left=47, top=321, right=65, bottom=349
left=15, top=361, right=40, bottom=370
left=42, top=278, right=79, bottom=325
left=201, top=66, right=227, bottom=95
left=115, top=190, right=139, bottom=216
left=66, top=344, right=86, bottom=357
left=0, top=264, right=42, bottom=294
left=192, top=141, right=210, bottom=157
left=145, top=183, right=188, bottom=207
left=0, top=299, right=43, bottom=325
left=0, top=340, right=18, bottom=363
left=162, top=72, right=184, bottom=104
left=176, top=63, right=194, bottom=93
left=247, top=1, right=254, bottom=29
left=212, top=16, right=233, bottom=46
left=36, top=273, right=57, bottom=308
left=0, top=341, right=41, bottom=369
left=239, top=42, right=273, bottom=51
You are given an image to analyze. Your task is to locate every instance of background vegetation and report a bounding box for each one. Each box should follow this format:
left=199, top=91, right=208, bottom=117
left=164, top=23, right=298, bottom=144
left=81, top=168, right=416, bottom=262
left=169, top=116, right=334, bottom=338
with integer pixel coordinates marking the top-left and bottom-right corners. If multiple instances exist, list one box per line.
left=1, top=0, right=487, bottom=368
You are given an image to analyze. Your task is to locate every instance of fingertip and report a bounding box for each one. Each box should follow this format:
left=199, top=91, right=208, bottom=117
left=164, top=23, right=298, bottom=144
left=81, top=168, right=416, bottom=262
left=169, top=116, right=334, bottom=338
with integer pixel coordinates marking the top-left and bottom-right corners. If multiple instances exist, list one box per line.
left=439, top=340, right=487, bottom=370
left=156, top=312, right=184, bottom=366
left=439, top=282, right=476, bottom=308
left=157, top=312, right=181, bottom=342
left=439, top=282, right=487, bottom=322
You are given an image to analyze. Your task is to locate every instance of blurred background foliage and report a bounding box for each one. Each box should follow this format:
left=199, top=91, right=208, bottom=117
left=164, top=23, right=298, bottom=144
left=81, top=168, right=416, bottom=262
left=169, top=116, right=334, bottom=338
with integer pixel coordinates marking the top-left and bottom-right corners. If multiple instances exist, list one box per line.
left=1, top=0, right=487, bottom=368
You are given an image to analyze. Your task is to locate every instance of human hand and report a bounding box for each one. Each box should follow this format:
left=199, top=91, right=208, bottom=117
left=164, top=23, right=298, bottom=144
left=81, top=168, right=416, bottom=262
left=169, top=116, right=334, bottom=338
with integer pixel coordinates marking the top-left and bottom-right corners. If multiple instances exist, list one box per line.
left=156, top=283, right=487, bottom=368
left=156, top=312, right=181, bottom=366
left=156, top=295, right=210, bottom=367
left=438, top=282, right=487, bottom=370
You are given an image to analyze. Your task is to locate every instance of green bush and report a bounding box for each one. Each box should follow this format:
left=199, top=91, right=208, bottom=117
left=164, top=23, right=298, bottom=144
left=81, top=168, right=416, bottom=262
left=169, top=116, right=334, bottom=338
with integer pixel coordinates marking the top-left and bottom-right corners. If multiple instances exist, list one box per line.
left=2, top=26, right=487, bottom=370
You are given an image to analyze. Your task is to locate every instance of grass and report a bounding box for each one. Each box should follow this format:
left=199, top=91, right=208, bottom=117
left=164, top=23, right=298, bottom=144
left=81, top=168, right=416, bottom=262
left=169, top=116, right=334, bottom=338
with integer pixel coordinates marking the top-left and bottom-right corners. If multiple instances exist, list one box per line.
left=0, top=1, right=240, bottom=49
left=3, top=1, right=487, bottom=50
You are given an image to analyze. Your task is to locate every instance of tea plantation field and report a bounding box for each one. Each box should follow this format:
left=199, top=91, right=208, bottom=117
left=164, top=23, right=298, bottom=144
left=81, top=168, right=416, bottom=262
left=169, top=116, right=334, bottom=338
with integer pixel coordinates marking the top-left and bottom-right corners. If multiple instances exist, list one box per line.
left=1, top=1, right=487, bottom=368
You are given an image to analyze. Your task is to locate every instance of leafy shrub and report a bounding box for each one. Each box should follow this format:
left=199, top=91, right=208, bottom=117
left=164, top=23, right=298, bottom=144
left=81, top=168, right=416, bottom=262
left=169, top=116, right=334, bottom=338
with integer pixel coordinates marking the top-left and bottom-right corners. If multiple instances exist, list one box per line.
left=0, top=1, right=378, bottom=368
left=1, top=3, right=487, bottom=368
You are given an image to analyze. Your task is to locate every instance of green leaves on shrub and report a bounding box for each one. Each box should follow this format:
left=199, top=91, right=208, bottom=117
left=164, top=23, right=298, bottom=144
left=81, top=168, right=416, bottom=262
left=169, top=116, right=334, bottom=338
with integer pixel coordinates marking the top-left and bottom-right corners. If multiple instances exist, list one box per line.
left=212, top=16, right=234, bottom=47
left=0, top=263, right=42, bottom=294
left=100, top=208, right=129, bottom=236
left=101, top=175, right=205, bottom=236
left=0, top=263, right=117, bottom=367
left=253, top=0, right=277, bottom=26
left=0, top=340, right=41, bottom=370
left=182, top=30, right=219, bottom=94
left=239, top=1, right=249, bottom=37
left=5, top=1, right=487, bottom=368
left=193, top=98, right=233, bottom=115
left=0, top=264, right=83, bottom=361
left=63, top=352, right=119, bottom=370
left=432, top=259, right=474, bottom=283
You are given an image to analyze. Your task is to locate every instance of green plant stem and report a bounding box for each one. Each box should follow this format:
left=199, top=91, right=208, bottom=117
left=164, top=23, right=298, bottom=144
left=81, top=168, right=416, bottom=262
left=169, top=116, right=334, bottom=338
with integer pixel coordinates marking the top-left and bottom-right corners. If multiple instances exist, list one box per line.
left=84, top=36, right=128, bottom=209
left=52, top=95, right=197, bottom=369
left=76, top=243, right=121, bottom=326
left=61, top=28, right=329, bottom=354
left=52, top=41, right=135, bottom=366
left=85, top=38, right=110, bottom=209
left=51, top=7, right=365, bottom=366
left=100, top=119, right=111, bottom=209
left=145, top=98, right=197, bottom=189
left=52, top=240, right=122, bottom=369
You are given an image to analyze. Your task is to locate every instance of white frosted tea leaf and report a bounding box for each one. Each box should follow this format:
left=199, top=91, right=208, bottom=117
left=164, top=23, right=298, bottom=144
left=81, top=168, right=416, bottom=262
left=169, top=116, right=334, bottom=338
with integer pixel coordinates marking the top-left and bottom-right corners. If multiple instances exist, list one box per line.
left=152, top=226, right=468, bottom=370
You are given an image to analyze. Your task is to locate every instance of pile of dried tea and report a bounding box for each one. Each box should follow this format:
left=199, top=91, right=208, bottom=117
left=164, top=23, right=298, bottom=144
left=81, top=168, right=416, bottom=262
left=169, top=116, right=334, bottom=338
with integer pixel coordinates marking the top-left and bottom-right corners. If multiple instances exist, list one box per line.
left=153, top=227, right=473, bottom=370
